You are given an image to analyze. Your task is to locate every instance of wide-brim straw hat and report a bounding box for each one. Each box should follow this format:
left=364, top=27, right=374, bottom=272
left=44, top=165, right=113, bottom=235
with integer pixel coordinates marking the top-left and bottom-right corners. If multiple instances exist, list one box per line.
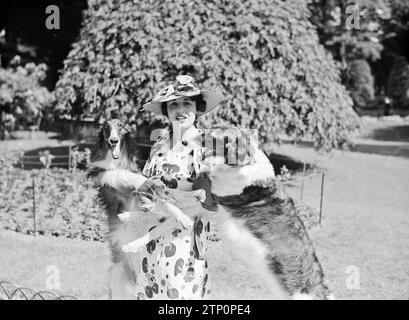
left=143, top=75, right=224, bottom=116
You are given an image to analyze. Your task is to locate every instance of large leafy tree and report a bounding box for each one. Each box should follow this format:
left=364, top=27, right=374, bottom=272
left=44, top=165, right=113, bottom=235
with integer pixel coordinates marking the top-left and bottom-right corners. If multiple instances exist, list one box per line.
left=56, top=0, right=359, bottom=151
left=309, top=0, right=391, bottom=65
left=308, top=0, right=391, bottom=108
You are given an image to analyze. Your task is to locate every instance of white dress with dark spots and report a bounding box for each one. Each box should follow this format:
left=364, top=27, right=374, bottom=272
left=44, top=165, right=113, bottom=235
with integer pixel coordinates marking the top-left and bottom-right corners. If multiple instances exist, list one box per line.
left=130, top=126, right=211, bottom=300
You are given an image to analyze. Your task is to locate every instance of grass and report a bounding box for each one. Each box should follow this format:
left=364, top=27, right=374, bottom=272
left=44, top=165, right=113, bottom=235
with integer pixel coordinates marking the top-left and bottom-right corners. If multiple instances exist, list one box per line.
left=0, top=230, right=272, bottom=299
left=0, top=231, right=110, bottom=299
left=274, top=143, right=409, bottom=300
left=1, top=127, right=409, bottom=299
left=2, top=143, right=409, bottom=299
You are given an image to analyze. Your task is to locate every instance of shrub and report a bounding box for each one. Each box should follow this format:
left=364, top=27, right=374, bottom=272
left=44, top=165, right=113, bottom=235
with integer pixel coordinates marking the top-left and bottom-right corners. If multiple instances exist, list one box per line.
left=56, top=0, right=359, bottom=151
left=347, top=59, right=375, bottom=108
left=0, top=56, right=55, bottom=133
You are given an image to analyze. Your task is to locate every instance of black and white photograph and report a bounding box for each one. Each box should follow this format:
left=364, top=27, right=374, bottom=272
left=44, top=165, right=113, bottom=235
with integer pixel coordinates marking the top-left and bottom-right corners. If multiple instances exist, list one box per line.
left=0, top=0, right=408, bottom=303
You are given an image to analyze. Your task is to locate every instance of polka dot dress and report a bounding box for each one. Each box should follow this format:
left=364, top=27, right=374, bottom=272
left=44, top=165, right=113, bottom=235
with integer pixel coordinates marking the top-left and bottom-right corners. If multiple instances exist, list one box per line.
left=129, top=126, right=211, bottom=299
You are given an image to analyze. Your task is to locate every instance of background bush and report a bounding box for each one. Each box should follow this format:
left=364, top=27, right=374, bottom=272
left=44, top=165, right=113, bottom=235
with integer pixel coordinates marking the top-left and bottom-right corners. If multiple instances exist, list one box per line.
left=347, top=59, right=375, bottom=109
left=0, top=56, right=55, bottom=135
left=56, top=0, right=359, bottom=151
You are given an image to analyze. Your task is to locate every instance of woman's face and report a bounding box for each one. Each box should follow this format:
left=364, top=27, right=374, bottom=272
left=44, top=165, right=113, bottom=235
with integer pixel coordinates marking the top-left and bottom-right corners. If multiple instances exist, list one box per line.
left=167, top=97, right=197, bottom=130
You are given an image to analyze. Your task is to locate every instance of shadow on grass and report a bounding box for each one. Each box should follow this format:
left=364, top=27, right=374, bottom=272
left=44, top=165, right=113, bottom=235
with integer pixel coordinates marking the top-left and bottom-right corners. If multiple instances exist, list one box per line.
left=366, top=125, right=409, bottom=142
left=268, top=153, right=314, bottom=175
left=277, top=127, right=409, bottom=158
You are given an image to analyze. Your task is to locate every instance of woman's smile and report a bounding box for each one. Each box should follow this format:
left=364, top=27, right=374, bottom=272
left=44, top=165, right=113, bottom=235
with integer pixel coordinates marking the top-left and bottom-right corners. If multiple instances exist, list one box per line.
left=175, top=113, right=188, bottom=121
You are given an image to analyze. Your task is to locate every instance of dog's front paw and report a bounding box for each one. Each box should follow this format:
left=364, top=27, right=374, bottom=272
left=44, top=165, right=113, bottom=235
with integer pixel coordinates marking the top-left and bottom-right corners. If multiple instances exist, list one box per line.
left=176, top=212, right=194, bottom=230
left=162, top=202, right=194, bottom=230
left=122, top=234, right=150, bottom=253
left=192, top=189, right=206, bottom=202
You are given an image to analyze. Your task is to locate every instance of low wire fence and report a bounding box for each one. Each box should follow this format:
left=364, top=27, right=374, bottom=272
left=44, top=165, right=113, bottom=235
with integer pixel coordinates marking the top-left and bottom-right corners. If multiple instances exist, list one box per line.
left=0, top=281, right=77, bottom=300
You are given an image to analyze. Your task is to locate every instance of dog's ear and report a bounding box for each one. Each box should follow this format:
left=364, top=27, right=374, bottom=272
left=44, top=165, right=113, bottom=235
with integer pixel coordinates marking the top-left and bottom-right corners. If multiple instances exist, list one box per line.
left=124, top=122, right=133, bottom=133
left=124, top=130, right=142, bottom=172
left=88, top=126, right=106, bottom=163
left=97, top=126, right=105, bottom=146
left=124, top=128, right=137, bottom=144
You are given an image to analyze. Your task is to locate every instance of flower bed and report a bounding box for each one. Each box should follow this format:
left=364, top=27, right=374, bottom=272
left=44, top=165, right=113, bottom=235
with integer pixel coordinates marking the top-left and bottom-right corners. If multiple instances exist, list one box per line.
left=0, top=153, right=320, bottom=243
left=0, top=158, right=106, bottom=241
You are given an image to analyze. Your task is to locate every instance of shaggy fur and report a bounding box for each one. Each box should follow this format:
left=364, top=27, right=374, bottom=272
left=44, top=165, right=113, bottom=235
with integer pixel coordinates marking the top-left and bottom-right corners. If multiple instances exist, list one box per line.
left=88, top=120, right=206, bottom=299
left=193, top=126, right=333, bottom=300
left=89, top=120, right=206, bottom=257
left=87, top=119, right=145, bottom=262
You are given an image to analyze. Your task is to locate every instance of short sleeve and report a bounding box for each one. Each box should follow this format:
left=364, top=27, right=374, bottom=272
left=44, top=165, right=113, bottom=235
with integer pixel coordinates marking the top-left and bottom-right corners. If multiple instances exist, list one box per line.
left=142, top=134, right=169, bottom=177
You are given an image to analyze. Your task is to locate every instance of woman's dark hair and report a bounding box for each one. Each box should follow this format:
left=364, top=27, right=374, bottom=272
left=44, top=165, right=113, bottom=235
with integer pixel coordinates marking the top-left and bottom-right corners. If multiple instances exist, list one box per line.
left=161, top=94, right=207, bottom=117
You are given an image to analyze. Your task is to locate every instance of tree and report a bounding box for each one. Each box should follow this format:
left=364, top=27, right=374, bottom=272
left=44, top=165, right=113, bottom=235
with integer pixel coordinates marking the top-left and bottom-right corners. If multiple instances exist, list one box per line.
left=56, top=0, right=359, bottom=151
left=308, top=0, right=392, bottom=108
left=346, top=59, right=375, bottom=108
left=309, top=0, right=390, bottom=66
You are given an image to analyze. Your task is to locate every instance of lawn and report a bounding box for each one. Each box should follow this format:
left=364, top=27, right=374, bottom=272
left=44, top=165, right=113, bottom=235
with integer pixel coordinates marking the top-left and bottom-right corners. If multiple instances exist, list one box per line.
left=0, top=230, right=273, bottom=300
left=1, top=143, right=409, bottom=299
left=274, top=143, right=409, bottom=300
left=1, top=127, right=409, bottom=299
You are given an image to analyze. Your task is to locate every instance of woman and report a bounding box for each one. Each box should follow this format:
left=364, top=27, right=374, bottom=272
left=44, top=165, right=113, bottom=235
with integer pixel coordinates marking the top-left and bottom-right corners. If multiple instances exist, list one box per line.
left=132, top=75, right=223, bottom=299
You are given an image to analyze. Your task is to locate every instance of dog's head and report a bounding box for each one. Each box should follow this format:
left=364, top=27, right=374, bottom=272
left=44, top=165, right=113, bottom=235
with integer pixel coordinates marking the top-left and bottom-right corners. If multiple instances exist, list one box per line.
left=98, top=119, right=128, bottom=160
left=199, top=125, right=276, bottom=197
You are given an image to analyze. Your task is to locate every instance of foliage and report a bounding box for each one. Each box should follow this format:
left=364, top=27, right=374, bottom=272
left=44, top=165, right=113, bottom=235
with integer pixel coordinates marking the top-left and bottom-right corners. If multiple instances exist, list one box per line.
left=308, top=0, right=390, bottom=64
left=0, top=156, right=106, bottom=242
left=309, top=0, right=409, bottom=107
left=69, top=146, right=92, bottom=171
left=346, top=59, right=375, bottom=108
left=0, top=56, right=55, bottom=130
left=385, top=0, right=409, bottom=34
left=56, top=0, right=359, bottom=151
left=387, top=56, right=409, bottom=109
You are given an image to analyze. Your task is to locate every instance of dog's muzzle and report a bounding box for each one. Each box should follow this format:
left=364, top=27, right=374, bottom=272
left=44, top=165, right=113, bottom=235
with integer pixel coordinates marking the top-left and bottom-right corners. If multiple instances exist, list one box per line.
left=109, top=138, right=121, bottom=159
